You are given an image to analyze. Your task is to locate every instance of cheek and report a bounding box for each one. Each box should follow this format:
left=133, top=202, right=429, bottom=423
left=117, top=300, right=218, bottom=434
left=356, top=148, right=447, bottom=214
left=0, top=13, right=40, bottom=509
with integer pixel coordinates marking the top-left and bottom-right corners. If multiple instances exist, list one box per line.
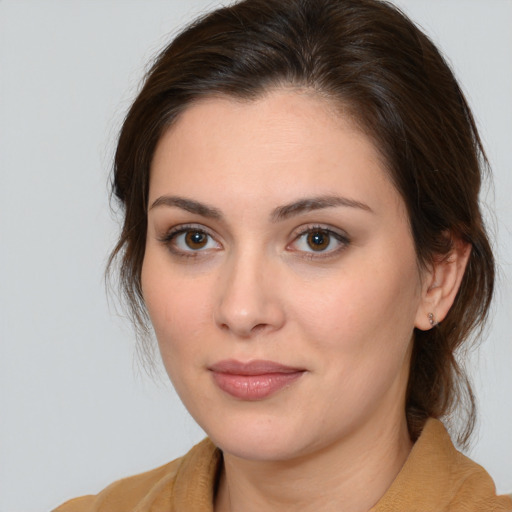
left=294, top=248, right=422, bottom=365
left=141, top=254, right=214, bottom=366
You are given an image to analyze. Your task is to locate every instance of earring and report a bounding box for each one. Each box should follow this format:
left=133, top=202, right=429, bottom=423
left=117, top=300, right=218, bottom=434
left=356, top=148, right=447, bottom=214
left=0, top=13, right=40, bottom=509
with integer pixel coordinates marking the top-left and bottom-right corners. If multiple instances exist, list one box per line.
left=428, top=312, right=436, bottom=326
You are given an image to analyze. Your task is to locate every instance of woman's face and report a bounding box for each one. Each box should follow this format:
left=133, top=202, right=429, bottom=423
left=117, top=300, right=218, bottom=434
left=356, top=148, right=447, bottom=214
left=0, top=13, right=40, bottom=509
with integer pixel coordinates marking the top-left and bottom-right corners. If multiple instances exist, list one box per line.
left=142, top=90, right=429, bottom=462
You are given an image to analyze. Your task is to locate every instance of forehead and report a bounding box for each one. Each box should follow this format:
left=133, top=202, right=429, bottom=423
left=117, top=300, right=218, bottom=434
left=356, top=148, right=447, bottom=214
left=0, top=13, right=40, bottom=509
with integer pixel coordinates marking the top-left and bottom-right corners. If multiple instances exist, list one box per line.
left=149, top=89, right=400, bottom=216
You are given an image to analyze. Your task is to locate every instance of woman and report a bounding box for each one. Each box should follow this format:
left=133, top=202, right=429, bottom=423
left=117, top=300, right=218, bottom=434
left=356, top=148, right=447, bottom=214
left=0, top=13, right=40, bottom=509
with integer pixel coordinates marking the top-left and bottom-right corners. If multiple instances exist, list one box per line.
left=54, top=0, right=511, bottom=510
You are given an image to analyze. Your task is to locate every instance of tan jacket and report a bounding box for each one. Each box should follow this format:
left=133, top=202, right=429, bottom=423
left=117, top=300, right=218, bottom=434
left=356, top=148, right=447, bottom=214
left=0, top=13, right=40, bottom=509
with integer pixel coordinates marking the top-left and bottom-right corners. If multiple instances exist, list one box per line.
left=54, top=419, right=511, bottom=511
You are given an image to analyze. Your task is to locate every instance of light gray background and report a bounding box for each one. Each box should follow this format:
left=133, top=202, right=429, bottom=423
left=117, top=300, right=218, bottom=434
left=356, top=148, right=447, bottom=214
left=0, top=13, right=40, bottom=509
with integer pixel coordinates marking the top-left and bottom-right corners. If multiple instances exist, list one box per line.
left=0, top=1, right=511, bottom=511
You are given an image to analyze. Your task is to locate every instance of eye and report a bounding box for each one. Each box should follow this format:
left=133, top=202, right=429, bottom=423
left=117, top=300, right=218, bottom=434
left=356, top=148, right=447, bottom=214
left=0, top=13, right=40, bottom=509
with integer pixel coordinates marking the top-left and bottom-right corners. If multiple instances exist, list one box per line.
left=160, top=225, right=221, bottom=256
left=289, top=226, right=349, bottom=256
left=305, top=230, right=331, bottom=251
left=182, top=230, right=209, bottom=250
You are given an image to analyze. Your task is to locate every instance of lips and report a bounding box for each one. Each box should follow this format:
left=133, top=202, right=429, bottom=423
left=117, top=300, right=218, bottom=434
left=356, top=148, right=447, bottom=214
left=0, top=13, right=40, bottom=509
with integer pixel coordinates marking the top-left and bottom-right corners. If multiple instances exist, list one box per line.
left=208, top=359, right=305, bottom=400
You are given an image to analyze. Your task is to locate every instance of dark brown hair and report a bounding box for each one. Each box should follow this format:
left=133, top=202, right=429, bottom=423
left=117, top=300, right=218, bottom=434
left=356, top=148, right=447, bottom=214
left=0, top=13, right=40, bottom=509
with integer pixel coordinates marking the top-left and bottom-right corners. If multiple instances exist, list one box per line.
left=108, top=0, right=494, bottom=447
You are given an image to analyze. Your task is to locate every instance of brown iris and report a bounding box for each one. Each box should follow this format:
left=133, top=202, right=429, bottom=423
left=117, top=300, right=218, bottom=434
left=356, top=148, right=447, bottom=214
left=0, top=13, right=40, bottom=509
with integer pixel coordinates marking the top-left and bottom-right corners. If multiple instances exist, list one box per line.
left=185, top=231, right=208, bottom=250
left=307, top=230, right=331, bottom=251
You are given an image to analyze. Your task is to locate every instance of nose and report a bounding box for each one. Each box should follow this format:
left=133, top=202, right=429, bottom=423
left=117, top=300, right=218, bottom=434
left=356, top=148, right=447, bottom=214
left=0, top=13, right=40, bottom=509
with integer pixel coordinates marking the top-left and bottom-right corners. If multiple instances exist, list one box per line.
left=213, top=252, right=286, bottom=338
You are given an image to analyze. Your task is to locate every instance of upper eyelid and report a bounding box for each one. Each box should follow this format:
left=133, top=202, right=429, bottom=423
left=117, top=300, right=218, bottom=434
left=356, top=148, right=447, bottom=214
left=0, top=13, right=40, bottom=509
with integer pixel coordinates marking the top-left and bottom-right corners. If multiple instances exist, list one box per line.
left=158, top=223, right=349, bottom=238
left=160, top=223, right=216, bottom=240
left=290, top=223, right=350, bottom=240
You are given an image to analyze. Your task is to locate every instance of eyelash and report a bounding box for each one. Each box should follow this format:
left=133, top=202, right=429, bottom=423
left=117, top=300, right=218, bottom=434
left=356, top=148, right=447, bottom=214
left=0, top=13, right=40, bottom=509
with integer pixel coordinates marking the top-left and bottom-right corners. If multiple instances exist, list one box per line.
left=288, top=224, right=350, bottom=259
left=158, top=224, right=350, bottom=260
left=158, top=224, right=221, bottom=259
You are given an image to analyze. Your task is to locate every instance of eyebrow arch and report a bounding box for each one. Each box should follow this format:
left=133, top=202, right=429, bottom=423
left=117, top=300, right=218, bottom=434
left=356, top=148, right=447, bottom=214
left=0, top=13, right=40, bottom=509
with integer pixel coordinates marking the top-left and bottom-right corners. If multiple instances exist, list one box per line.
left=271, top=195, right=373, bottom=222
left=149, top=195, right=223, bottom=219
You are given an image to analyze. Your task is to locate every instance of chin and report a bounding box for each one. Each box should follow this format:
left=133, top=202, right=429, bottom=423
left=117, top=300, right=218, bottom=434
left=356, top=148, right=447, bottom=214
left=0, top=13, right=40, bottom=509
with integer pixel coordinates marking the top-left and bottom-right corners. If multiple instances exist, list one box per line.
left=196, top=409, right=326, bottom=462
left=213, top=432, right=306, bottom=462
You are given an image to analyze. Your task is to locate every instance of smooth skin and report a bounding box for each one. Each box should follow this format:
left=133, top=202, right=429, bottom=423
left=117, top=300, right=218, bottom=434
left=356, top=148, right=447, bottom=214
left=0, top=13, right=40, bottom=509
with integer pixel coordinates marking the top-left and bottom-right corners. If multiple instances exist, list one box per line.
left=142, top=89, right=470, bottom=512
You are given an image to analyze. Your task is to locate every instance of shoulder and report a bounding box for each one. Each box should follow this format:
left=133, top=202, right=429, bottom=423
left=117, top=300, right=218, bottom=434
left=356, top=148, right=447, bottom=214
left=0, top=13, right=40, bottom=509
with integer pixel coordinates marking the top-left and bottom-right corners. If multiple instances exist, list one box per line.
left=446, top=446, right=512, bottom=511
left=52, top=459, right=181, bottom=512
left=52, top=438, right=218, bottom=512
left=425, top=420, right=512, bottom=510
left=373, top=419, right=512, bottom=511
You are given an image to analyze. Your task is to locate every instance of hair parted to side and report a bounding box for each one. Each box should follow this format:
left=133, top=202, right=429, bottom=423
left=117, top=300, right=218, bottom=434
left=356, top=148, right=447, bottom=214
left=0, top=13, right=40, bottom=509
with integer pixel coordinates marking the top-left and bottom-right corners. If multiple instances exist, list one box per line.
left=107, top=0, right=494, bottom=447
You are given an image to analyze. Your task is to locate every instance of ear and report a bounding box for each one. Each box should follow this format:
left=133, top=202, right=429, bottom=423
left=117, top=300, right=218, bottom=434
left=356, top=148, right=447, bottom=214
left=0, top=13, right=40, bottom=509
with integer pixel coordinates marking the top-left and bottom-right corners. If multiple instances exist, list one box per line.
left=415, top=237, right=471, bottom=331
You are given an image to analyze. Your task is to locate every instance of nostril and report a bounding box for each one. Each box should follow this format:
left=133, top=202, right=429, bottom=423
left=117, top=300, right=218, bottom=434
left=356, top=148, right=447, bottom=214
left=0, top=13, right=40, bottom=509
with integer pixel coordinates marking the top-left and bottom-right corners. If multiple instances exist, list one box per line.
left=251, top=323, right=269, bottom=335
left=218, top=321, right=269, bottom=336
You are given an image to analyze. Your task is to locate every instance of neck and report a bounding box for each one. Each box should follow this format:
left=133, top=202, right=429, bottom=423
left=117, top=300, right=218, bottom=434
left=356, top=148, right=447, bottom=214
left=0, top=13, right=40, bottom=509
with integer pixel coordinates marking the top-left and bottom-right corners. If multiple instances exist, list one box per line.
left=215, top=414, right=412, bottom=512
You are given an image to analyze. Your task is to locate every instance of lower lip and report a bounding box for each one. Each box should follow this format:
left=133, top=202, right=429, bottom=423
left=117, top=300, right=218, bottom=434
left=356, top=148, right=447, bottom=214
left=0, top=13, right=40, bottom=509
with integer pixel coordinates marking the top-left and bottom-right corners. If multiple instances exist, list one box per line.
left=211, top=371, right=304, bottom=400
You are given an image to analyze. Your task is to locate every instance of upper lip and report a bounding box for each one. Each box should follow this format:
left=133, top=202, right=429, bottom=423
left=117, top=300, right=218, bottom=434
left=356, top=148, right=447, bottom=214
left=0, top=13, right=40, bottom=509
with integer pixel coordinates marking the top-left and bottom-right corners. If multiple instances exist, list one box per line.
left=208, top=359, right=304, bottom=375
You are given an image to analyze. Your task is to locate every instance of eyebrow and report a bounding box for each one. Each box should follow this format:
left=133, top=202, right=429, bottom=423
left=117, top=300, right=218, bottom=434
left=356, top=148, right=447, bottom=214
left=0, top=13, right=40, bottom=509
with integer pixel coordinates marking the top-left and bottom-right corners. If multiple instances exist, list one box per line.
left=271, top=195, right=373, bottom=222
left=149, top=196, right=222, bottom=219
left=149, top=194, right=373, bottom=221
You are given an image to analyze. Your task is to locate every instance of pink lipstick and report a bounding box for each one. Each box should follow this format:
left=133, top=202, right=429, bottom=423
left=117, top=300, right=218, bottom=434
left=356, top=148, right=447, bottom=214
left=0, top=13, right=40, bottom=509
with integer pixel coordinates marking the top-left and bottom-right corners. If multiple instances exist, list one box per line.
left=209, top=360, right=305, bottom=400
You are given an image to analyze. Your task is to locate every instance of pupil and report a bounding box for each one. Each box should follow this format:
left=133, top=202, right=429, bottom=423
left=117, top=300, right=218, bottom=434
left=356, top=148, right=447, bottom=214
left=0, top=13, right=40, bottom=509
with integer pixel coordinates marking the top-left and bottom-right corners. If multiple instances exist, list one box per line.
left=186, top=231, right=207, bottom=249
left=308, top=231, right=330, bottom=251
